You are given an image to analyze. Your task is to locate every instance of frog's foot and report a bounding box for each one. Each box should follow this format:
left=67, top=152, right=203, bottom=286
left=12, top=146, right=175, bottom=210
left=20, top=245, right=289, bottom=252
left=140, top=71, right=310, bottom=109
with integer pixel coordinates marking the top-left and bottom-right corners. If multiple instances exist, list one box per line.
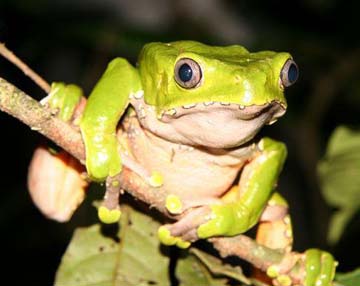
left=301, top=249, right=337, bottom=286
left=41, top=82, right=83, bottom=122
left=158, top=204, right=217, bottom=248
left=159, top=198, right=256, bottom=248
left=98, top=176, right=122, bottom=224
left=265, top=249, right=337, bottom=286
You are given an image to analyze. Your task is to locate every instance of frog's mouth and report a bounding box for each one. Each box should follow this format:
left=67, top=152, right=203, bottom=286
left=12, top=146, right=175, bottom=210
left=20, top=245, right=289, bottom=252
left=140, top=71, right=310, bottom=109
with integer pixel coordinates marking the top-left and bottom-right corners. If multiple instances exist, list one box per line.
left=160, top=101, right=285, bottom=122
left=131, top=96, right=286, bottom=148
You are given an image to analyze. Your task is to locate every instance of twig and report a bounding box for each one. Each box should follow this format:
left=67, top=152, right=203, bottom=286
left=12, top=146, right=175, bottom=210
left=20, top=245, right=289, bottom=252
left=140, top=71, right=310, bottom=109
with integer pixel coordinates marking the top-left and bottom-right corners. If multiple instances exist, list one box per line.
left=0, top=77, right=305, bottom=282
left=0, top=78, right=84, bottom=160
left=0, top=43, right=51, bottom=93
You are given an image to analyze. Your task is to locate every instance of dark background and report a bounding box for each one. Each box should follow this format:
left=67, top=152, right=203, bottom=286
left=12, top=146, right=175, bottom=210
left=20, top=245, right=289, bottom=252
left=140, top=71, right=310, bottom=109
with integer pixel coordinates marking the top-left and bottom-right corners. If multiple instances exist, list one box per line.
left=0, top=0, right=359, bottom=284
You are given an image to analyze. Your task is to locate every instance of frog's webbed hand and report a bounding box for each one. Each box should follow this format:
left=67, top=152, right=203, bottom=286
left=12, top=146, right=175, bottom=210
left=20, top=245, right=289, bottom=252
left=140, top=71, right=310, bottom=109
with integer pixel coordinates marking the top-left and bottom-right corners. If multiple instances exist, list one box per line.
left=158, top=138, right=287, bottom=247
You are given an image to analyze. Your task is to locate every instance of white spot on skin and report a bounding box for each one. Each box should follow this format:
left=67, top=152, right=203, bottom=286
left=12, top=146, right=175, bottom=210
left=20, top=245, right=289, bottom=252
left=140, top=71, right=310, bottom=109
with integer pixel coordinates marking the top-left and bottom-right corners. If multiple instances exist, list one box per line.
left=96, top=151, right=109, bottom=165
left=182, top=103, right=197, bottom=109
left=138, top=108, right=146, bottom=119
left=243, top=80, right=253, bottom=104
left=164, top=109, right=177, bottom=116
left=283, top=216, right=291, bottom=225
left=268, top=200, right=276, bottom=206
left=285, top=229, right=292, bottom=238
left=267, top=119, right=278, bottom=125
left=157, top=111, right=164, bottom=119
left=134, top=90, right=144, bottom=99
left=204, top=101, right=214, bottom=106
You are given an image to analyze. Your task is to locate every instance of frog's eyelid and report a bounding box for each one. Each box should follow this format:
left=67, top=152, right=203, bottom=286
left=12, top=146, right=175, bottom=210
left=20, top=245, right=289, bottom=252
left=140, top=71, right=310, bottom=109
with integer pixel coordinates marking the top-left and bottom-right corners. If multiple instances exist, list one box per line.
left=174, top=58, right=202, bottom=89
left=280, top=59, right=299, bottom=87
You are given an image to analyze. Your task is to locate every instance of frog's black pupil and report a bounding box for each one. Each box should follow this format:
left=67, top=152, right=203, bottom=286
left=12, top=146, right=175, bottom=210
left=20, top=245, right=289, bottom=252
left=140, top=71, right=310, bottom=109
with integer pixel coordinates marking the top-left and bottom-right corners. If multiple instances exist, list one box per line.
left=288, top=63, right=298, bottom=83
left=178, top=63, right=193, bottom=82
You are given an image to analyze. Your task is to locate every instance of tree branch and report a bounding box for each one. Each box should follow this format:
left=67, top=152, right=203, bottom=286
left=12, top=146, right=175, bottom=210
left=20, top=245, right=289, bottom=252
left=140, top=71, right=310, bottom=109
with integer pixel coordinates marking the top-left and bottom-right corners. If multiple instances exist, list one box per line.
left=0, top=43, right=51, bottom=93
left=0, top=77, right=84, bottom=160
left=0, top=77, right=304, bottom=282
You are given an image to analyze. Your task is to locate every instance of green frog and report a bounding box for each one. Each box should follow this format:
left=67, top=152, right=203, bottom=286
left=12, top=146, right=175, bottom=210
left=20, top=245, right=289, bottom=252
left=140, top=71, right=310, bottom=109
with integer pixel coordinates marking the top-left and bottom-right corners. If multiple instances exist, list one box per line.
left=34, top=41, right=336, bottom=286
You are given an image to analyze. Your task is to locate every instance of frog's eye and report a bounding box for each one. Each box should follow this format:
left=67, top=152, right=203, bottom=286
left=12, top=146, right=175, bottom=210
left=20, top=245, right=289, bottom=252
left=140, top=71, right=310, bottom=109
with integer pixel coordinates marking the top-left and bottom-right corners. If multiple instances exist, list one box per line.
left=280, top=59, right=299, bottom=87
left=174, top=58, right=202, bottom=89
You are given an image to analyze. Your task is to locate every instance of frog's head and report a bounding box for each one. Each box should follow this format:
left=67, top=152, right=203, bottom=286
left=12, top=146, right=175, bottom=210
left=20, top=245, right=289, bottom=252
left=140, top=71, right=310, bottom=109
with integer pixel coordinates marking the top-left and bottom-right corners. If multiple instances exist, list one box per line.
left=132, top=41, right=298, bottom=148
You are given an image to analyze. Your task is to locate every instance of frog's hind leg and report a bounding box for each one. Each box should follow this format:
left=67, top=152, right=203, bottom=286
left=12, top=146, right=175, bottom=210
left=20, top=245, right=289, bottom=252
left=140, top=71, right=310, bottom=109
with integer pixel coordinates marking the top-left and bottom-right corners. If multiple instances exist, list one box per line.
left=28, top=145, right=88, bottom=222
left=254, top=192, right=294, bottom=285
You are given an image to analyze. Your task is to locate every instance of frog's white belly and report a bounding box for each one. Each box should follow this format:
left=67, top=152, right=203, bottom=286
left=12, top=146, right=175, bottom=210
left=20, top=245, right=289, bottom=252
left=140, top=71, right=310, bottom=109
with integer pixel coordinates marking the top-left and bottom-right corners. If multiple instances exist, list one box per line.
left=122, top=117, right=249, bottom=203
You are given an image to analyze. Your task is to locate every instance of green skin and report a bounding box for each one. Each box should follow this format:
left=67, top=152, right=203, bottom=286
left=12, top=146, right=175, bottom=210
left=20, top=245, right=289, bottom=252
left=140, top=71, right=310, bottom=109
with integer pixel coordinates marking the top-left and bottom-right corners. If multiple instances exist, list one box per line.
left=48, top=41, right=336, bottom=285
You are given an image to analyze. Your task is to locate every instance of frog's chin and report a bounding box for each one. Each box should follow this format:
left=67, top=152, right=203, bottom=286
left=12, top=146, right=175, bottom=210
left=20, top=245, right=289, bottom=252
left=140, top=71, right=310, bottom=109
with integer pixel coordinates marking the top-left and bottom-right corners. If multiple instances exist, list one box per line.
left=131, top=98, right=286, bottom=148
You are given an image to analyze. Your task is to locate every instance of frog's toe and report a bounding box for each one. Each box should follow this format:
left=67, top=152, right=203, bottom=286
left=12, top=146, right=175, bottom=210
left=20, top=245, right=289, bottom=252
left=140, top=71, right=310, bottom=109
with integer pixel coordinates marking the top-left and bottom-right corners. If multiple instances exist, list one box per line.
left=148, top=171, right=164, bottom=187
left=158, top=225, right=191, bottom=249
left=165, top=195, right=183, bottom=215
left=98, top=206, right=121, bottom=224
left=304, top=249, right=337, bottom=286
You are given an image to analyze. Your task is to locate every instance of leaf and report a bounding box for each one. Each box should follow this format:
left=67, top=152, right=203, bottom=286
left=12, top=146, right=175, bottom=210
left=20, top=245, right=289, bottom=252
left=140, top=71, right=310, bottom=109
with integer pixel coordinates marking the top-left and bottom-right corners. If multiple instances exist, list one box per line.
left=115, top=207, right=170, bottom=285
left=176, top=252, right=229, bottom=286
left=176, top=247, right=253, bottom=286
left=55, top=206, right=170, bottom=286
left=190, top=248, right=251, bottom=285
left=318, top=126, right=360, bottom=244
left=335, top=268, right=360, bottom=286
left=55, top=224, right=118, bottom=286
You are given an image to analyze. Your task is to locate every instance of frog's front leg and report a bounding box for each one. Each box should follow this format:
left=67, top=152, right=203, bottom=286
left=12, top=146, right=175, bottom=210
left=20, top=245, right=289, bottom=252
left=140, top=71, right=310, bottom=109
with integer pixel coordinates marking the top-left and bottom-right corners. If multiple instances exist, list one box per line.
left=257, top=193, right=337, bottom=286
left=158, top=137, right=287, bottom=246
left=80, top=58, right=142, bottom=181
left=80, top=59, right=164, bottom=224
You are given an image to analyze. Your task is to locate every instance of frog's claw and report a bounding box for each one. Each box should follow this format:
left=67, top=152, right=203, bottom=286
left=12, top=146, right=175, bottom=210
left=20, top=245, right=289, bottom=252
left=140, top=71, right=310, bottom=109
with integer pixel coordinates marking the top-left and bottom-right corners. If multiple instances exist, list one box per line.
left=98, top=206, right=121, bottom=224
left=98, top=176, right=122, bottom=224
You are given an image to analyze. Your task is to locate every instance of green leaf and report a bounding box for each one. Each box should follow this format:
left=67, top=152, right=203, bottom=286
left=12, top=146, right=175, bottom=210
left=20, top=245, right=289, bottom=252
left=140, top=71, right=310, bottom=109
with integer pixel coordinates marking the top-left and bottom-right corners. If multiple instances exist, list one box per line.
left=176, top=252, right=229, bottom=286
left=190, top=248, right=251, bottom=285
left=176, top=247, right=254, bottom=286
left=55, top=206, right=170, bottom=286
left=318, top=126, right=360, bottom=244
left=115, top=207, right=169, bottom=285
left=335, top=268, right=360, bottom=286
